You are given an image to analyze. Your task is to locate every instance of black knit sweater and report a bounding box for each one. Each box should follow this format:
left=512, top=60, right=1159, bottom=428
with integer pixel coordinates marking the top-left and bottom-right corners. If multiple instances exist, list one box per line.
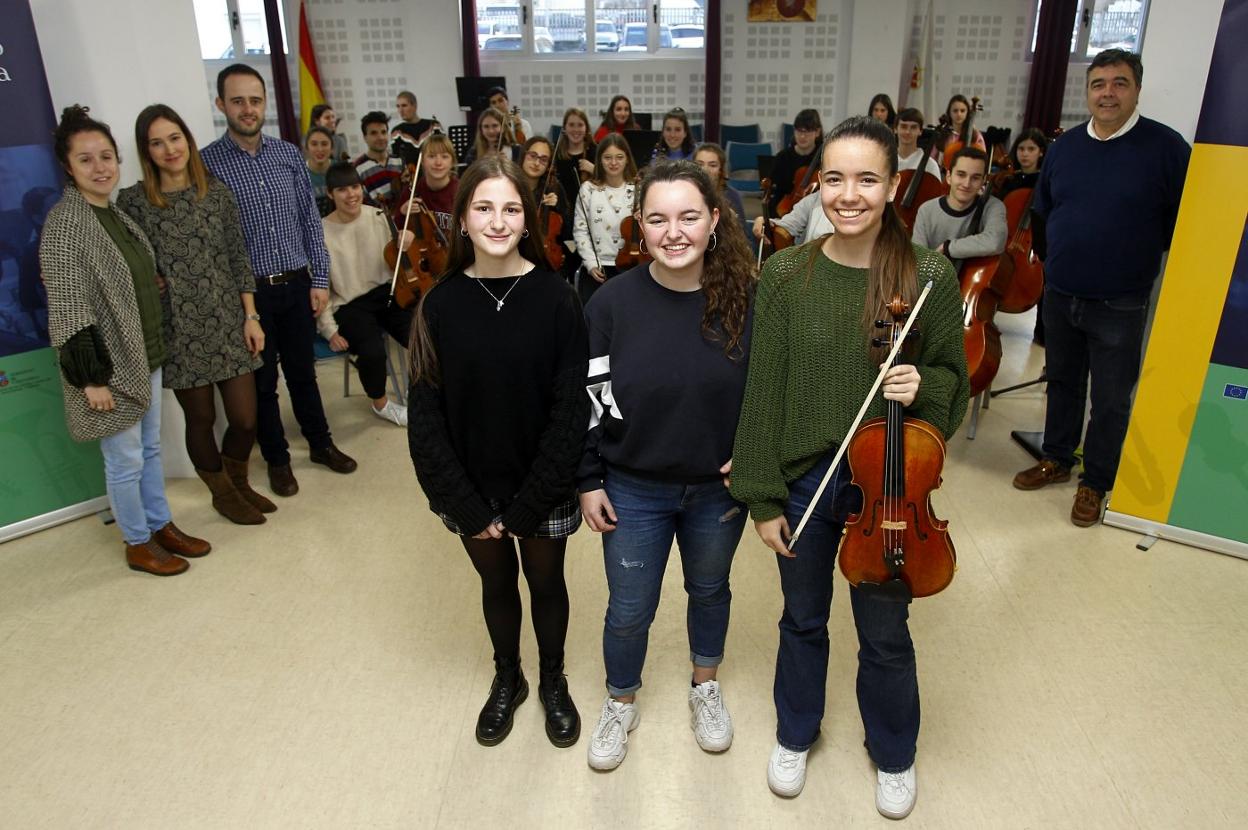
left=407, top=268, right=589, bottom=537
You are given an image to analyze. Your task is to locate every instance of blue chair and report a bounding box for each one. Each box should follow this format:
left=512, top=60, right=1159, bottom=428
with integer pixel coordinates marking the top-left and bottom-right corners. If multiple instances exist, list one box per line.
left=690, top=123, right=704, bottom=142
left=720, top=123, right=761, bottom=145
left=725, top=140, right=773, bottom=195
left=781, top=123, right=795, bottom=149
left=314, top=334, right=406, bottom=399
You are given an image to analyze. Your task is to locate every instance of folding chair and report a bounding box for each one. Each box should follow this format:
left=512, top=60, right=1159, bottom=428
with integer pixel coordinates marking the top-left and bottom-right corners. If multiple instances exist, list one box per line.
left=725, top=140, right=773, bottom=195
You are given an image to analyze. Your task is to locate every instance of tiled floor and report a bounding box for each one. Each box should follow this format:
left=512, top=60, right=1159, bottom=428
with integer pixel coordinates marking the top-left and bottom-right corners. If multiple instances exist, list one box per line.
left=1, top=308, right=1243, bottom=828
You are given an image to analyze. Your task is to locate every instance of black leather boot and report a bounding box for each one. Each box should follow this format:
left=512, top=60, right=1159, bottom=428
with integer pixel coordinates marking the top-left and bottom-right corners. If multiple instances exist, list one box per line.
left=538, top=654, right=580, bottom=747
left=475, top=656, right=528, bottom=746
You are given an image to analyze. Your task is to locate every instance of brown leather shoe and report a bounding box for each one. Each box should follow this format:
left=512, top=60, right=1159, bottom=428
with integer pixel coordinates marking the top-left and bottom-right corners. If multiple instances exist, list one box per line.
left=126, top=541, right=189, bottom=576
left=268, top=462, right=299, bottom=497
left=1012, top=460, right=1072, bottom=490
left=1071, top=486, right=1105, bottom=527
left=309, top=443, right=358, bottom=474
left=152, top=522, right=212, bottom=558
left=223, top=455, right=277, bottom=513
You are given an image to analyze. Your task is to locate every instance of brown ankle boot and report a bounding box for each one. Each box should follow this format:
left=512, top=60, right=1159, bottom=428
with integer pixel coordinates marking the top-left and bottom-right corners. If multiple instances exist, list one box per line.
left=222, top=456, right=277, bottom=513
left=153, top=522, right=212, bottom=558
left=126, top=541, right=189, bottom=576
left=197, top=467, right=265, bottom=525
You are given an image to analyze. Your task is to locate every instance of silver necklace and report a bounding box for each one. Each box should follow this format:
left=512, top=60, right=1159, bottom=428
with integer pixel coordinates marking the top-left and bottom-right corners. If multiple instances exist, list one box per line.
left=472, top=274, right=524, bottom=311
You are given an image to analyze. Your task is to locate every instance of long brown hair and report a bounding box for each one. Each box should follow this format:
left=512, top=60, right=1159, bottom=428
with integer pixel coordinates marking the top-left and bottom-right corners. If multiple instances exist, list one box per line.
left=133, top=104, right=211, bottom=208
left=599, top=95, right=639, bottom=132
left=816, top=116, right=917, bottom=365
left=408, top=156, right=549, bottom=386
left=591, top=133, right=638, bottom=185
left=472, top=106, right=516, bottom=160
left=557, top=107, right=595, bottom=160
left=638, top=160, right=755, bottom=359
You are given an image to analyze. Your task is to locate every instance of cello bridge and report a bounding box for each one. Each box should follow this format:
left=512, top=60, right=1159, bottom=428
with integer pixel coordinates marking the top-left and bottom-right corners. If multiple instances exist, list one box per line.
left=880, top=520, right=907, bottom=531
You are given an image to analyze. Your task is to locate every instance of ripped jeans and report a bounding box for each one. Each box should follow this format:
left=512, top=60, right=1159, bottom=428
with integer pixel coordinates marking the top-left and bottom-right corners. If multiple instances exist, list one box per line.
left=600, top=466, right=747, bottom=697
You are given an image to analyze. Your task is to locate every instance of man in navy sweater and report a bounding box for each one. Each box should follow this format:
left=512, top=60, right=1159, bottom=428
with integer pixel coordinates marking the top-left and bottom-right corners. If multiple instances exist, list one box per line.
left=1012, top=49, right=1190, bottom=527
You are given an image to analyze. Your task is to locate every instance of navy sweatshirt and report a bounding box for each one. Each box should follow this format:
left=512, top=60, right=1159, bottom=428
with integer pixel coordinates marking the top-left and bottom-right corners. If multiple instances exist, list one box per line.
left=578, top=264, right=752, bottom=490
left=1032, top=117, right=1190, bottom=299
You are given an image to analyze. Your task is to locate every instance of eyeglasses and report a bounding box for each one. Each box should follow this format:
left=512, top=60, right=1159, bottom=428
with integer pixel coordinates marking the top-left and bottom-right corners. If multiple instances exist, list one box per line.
left=525, top=152, right=551, bottom=164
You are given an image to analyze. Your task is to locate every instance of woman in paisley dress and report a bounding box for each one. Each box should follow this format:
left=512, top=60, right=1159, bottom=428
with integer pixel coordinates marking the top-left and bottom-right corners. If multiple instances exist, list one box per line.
left=116, top=104, right=274, bottom=526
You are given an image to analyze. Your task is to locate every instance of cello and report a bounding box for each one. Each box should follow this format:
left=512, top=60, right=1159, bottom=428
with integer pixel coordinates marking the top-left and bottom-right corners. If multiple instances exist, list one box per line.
left=940, top=96, right=983, bottom=171
left=756, top=177, right=795, bottom=269
left=388, top=152, right=449, bottom=309
left=993, top=127, right=1060, bottom=314
left=837, top=293, right=957, bottom=600
left=775, top=139, right=821, bottom=218
left=956, top=192, right=1013, bottom=396
left=615, top=175, right=651, bottom=269
left=893, top=127, right=947, bottom=235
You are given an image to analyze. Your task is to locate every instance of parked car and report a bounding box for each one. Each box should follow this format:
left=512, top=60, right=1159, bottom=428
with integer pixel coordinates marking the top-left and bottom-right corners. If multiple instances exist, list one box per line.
left=670, top=24, right=704, bottom=48
left=595, top=20, right=619, bottom=52
left=618, top=22, right=672, bottom=51
left=481, top=28, right=554, bottom=53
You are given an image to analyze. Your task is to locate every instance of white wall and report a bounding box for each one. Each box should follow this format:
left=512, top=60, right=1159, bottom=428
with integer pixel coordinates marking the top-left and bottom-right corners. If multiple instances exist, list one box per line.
left=30, top=0, right=215, bottom=189
left=1139, top=0, right=1225, bottom=142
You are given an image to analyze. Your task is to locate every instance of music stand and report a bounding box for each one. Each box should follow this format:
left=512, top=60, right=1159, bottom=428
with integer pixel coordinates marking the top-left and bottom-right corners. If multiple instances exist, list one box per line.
left=634, top=113, right=653, bottom=130
left=455, top=76, right=507, bottom=113
left=623, top=130, right=661, bottom=167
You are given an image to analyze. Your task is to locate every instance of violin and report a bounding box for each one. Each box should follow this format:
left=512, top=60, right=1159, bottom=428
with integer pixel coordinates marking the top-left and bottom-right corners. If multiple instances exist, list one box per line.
left=756, top=177, right=794, bottom=269
left=539, top=138, right=564, bottom=270
left=940, top=95, right=982, bottom=171
left=615, top=176, right=651, bottom=269
left=956, top=192, right=1013, bottom=396
left=894, top=127, right=947, bottom=235
left=775, top=140, right=821, bottom=218
left=838, top=294, right=956, bottom=601
left=388, top=157, right=449, bottom=309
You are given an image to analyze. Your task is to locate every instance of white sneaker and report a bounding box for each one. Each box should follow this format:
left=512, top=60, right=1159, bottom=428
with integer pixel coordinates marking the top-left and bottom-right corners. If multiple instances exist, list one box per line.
left=688, top=679, right=733, bottom=752
left=586, top=697, right=639, bottom=771
left=371, top=399, right=407, bottom=426
left=767, top=742, right=808, bottom=797
left=876, top=764, right=917, bottom=819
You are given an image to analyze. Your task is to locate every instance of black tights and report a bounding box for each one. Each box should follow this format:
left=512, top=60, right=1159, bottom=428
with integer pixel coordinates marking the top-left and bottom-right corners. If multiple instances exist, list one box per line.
left=173, top=372, right=258, bottom=471
left=460, top=536, right=570, bottom=663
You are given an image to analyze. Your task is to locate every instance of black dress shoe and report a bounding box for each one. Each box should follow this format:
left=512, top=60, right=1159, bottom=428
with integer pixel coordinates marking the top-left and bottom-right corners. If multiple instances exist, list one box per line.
left=476, top=656, right=528, bottom=746
left=538, top=656, right=580, bottom=748
left=267, top=463, right=299, bottom=497
left=309, top=443, right=357, bottom=474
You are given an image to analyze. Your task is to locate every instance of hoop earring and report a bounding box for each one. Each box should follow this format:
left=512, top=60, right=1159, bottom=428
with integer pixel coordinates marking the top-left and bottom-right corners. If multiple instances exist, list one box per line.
left=707, top=231, right=718, bottom=252
left=639, top=238, right=648, bottom=255
left=522, top=229, right=529, bottom=239
left=459, top=227, right=468, bottom=237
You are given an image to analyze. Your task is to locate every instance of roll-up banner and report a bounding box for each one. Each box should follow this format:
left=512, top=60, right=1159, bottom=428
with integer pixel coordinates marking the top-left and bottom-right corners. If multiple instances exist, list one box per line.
left=0, top=0, right=109, bottom=543
left=1106, top=0, right=1248, bottom=559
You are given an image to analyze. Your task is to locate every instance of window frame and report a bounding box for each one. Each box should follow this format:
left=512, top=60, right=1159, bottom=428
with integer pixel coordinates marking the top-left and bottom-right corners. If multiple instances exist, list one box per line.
left=1028, top=0, right=1151, bottom=63
left=476, top=0, right=704, bottom=61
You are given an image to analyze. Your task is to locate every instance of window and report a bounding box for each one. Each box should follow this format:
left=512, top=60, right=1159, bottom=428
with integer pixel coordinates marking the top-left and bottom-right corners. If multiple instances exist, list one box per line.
left=1030, top=0, right=1149, bottom=60
left=194, top=0, right=288, bottom=61
left=477, top=1, right=702, bottom=58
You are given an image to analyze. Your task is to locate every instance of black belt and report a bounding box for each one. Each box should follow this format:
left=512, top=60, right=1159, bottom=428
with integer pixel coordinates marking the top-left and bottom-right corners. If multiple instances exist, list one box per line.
left=256, top=266, right=309, bottom=285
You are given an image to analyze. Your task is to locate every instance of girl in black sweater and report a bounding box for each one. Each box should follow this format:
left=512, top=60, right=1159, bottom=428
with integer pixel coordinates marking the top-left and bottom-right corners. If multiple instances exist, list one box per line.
left=407, top=156, right=589, bottom=749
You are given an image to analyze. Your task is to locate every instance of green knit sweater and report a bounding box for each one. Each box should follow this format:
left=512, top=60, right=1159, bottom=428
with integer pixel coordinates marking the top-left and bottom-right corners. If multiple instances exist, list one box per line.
left=730, top=242, right=970, bottom=521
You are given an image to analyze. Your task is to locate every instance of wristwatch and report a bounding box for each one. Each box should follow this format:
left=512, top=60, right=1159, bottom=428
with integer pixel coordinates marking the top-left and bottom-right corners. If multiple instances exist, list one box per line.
left=245, top=313, right=261, bottom=321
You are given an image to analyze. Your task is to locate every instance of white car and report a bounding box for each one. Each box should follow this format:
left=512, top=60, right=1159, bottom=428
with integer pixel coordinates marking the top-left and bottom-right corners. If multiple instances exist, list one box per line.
left=618, top=22, right=672, bottom=51
left=481, top=30, right=554, bottom=53
left=595, top=20, right=619, bottom=52
left=670, top=24, right=704, bottom=48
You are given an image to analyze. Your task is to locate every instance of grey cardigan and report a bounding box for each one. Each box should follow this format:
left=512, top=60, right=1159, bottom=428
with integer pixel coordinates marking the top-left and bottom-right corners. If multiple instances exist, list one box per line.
left=41, top=185, right=158, bottom=442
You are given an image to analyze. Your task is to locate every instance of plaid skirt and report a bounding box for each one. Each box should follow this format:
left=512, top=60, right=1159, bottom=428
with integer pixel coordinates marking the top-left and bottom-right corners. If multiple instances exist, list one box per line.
left=439, top=497, right=581, bottom=539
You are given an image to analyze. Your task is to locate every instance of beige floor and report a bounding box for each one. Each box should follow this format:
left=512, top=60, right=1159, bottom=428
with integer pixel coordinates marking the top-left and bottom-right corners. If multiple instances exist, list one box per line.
left=1, top=309, right=1245, bottom=829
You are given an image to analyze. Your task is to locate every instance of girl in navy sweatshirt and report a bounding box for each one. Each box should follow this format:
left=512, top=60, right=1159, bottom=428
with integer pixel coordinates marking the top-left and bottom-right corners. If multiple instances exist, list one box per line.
left=578, top=160, right=755, bottom=772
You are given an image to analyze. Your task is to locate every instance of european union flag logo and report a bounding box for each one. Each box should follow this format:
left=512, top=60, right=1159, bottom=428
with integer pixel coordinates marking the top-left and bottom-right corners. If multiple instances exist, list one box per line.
left=1225, top=384, right=1248, bottom=401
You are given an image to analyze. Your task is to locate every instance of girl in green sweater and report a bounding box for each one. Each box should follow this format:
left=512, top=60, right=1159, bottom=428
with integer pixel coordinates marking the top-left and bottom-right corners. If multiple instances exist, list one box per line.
left=730, top=116, right=969, bottom=818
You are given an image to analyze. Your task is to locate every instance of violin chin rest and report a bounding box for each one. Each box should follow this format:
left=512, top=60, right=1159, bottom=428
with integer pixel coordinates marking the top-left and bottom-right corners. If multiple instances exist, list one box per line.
left=856, top=578, right=913, bottom=604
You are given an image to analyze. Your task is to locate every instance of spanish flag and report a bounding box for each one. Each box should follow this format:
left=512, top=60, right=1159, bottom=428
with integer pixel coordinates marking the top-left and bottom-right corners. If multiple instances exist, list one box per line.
left=298, top=1, right=325, bottom=132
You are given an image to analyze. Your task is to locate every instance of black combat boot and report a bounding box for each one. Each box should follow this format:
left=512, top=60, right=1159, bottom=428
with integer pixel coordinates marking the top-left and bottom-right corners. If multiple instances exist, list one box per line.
left=538, top=653, right=580, bottom=747
left=476, top=655, right=528, bottom=746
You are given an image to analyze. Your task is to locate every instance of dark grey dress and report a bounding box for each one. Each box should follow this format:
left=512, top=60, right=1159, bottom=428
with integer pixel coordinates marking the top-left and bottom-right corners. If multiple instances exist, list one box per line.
left=117, top=178, right=262, bottom=389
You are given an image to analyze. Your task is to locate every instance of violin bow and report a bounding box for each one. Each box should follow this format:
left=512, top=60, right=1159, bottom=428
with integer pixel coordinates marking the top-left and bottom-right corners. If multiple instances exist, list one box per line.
left=787, top=279, right=935, bottom=551
left=389, top=144, right=425, bottom=299
left=576, top=178, right=602, bottom=273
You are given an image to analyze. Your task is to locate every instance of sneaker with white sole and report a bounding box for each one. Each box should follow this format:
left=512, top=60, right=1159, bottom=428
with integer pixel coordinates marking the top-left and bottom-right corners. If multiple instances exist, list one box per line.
left=688, top=679, right=733, bottom=752
left=371, top=399, right=407, bottom=426
left=767, top=742, right=808, bottom=797
left=876, top=764, right=917, bottom=819
left=586, top=697, right=639, bottom=771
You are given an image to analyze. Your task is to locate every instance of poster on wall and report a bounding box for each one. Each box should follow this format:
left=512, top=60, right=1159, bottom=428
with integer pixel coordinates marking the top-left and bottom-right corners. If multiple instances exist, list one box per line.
left=748, top=1, right=817, bottom=23
left=1106, top=0, right=1248, bottom=557
left=0, top=0, right=109, bottom=542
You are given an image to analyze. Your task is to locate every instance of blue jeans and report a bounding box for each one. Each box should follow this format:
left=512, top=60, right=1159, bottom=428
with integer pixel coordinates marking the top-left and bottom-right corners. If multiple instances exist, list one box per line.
left=775, top=452, right=919, bottom=772
left=1041, top=286, right=1149, bottom=493
left=99, top=369, right=172, bottom=545
left=600, top=467, right=747, bottom=697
